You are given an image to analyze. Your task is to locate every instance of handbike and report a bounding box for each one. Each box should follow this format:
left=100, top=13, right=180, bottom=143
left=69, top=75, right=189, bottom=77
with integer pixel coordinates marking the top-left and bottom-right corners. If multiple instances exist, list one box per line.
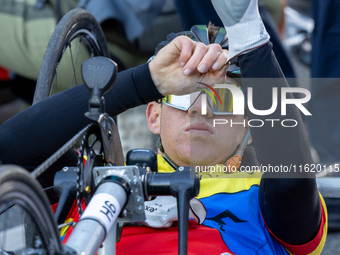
left=0, top=56, right=199, bottom=255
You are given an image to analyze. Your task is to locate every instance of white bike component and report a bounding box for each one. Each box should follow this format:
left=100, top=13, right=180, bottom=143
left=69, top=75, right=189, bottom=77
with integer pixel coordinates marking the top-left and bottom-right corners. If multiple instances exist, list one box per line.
left=65, top=182, right=127, bottom=255
left=81, top=193, right=121, bottom=233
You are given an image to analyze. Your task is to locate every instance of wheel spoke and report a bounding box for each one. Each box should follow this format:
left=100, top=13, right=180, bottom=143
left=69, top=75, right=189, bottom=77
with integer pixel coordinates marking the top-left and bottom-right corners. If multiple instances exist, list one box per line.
left=33, top=8, right=109, bottom=105
left=72, top=37, right=83, bottom=88
left=69, top=43, right=78, bottom=88
left=54, top=66, right=58, bottom=96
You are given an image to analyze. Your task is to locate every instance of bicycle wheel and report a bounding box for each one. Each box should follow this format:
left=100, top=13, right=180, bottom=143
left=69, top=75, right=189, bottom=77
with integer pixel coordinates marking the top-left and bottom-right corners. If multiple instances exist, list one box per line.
left=33, top=8, right=110, bottom=105
left=0, top=165, right=63, bottom=254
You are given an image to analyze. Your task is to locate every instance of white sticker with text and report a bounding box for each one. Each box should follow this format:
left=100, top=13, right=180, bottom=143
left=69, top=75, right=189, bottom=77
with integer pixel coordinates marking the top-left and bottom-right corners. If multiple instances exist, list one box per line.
left=80, top=193, right=121, bottom=232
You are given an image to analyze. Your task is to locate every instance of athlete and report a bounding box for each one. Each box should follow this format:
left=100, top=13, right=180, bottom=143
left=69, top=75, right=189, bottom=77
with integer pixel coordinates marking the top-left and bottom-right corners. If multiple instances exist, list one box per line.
left=0, top=0, right=327, bottom=254
left=114, top=0, right=327, bottom=252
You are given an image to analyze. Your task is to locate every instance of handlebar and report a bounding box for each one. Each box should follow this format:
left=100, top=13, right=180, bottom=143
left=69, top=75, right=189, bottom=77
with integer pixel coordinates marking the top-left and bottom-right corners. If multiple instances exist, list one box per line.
left=64, top=165, right=199, bottom=255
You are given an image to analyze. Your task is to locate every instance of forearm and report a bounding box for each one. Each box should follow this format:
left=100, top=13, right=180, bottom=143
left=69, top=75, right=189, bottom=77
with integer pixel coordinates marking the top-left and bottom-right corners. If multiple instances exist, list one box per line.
left=239, top=43, right=313, bottom=168
left=239, top=43, right=321, bottom=244
left=0, top=64, right=162, bottom=170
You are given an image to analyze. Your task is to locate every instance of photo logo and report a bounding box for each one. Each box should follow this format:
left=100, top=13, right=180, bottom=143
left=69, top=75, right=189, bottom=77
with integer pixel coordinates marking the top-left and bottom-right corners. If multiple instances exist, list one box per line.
left=200, top=84, right=311, bottom=116
left=198, top=83, right=312, bottom=128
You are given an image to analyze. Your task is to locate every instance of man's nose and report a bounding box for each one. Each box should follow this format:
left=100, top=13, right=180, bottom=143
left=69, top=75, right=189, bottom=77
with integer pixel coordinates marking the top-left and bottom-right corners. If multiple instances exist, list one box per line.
left=188, top=93, right=213, bottom=118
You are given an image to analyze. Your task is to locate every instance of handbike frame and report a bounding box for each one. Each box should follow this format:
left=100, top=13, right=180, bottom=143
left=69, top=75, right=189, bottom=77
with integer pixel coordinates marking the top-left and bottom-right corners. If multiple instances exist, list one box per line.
left=55, top=56, right=199, bottom=255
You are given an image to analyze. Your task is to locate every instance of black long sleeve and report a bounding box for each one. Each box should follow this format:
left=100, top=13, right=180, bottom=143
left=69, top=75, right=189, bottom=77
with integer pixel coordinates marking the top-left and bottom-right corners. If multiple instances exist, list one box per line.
left=0, top=63, right=162, bottom=171
left=238, top=43, right=321, bottom=245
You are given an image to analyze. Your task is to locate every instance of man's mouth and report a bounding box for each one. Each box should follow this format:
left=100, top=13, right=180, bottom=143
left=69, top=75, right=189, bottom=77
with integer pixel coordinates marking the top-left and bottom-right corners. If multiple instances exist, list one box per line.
left=185, top=122, right=213, bottom=135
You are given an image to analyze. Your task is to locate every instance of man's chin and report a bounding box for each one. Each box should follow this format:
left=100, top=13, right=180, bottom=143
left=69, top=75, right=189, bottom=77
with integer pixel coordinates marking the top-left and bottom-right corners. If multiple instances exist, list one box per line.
left=188, top=153, right=215, bottom=166
left=168, top=144, right=217, bottom=166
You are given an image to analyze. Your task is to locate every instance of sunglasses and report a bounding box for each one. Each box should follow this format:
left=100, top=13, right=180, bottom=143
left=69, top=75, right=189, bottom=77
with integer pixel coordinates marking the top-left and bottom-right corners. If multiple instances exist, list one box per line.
left=162, top=82, right=243, bottom=115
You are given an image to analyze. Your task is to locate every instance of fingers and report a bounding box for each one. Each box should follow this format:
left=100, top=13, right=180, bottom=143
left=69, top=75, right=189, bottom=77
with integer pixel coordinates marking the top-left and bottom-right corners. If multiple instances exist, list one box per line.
left=201, top=44, right=228, bottom=72
left=176, top=37, right=195, bottom=67
left=176, top=36, right=228, bottom=76
left=208, top=48, right=229, bottom=72
left=150, top=35, right=229, bottom=96
left=181, top=42, right=208, bottom=76
left=174, top=36, right=210, bottom=75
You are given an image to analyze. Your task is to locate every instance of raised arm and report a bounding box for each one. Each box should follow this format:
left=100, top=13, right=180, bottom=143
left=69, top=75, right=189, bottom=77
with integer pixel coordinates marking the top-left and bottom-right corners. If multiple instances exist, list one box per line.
left=212, top=0, right=325, bottom=249
left=0, top=36, right=227, bottom=171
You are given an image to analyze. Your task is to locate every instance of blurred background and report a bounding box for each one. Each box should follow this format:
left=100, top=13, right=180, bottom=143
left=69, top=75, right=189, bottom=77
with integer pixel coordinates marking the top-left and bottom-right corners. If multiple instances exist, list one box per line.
left=0, top=0, right=339, bottom=253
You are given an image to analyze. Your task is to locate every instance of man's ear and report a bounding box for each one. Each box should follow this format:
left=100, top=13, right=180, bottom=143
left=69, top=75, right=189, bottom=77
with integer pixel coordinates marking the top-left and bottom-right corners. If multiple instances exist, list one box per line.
left=146, top=102, right=161, bottom=135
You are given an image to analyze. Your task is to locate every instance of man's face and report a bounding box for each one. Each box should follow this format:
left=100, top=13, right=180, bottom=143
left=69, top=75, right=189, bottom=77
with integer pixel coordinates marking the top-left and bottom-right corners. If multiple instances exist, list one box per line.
left=147, top=93, right=248, bottom=167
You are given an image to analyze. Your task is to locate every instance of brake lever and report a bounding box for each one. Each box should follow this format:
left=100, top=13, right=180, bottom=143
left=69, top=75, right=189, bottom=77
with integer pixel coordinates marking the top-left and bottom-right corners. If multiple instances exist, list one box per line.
left=171, top=167, right=199, bottom=255
left=146, top=167, right=199, bottom=255
left=53, top=168, right=78, bottom=224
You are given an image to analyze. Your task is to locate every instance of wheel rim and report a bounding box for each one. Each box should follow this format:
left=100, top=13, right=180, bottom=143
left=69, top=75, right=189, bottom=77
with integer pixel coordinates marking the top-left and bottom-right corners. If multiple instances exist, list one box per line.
left=51, top=26, right=104, bottom=97
left=0, top=181, right=61, bottom=255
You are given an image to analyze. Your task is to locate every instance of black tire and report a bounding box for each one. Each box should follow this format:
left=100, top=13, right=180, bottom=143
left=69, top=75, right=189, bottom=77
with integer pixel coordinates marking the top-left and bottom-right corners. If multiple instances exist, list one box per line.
left=33, top=8, right=110, bottom=105
left=0, top=165, right=63, bottom=254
